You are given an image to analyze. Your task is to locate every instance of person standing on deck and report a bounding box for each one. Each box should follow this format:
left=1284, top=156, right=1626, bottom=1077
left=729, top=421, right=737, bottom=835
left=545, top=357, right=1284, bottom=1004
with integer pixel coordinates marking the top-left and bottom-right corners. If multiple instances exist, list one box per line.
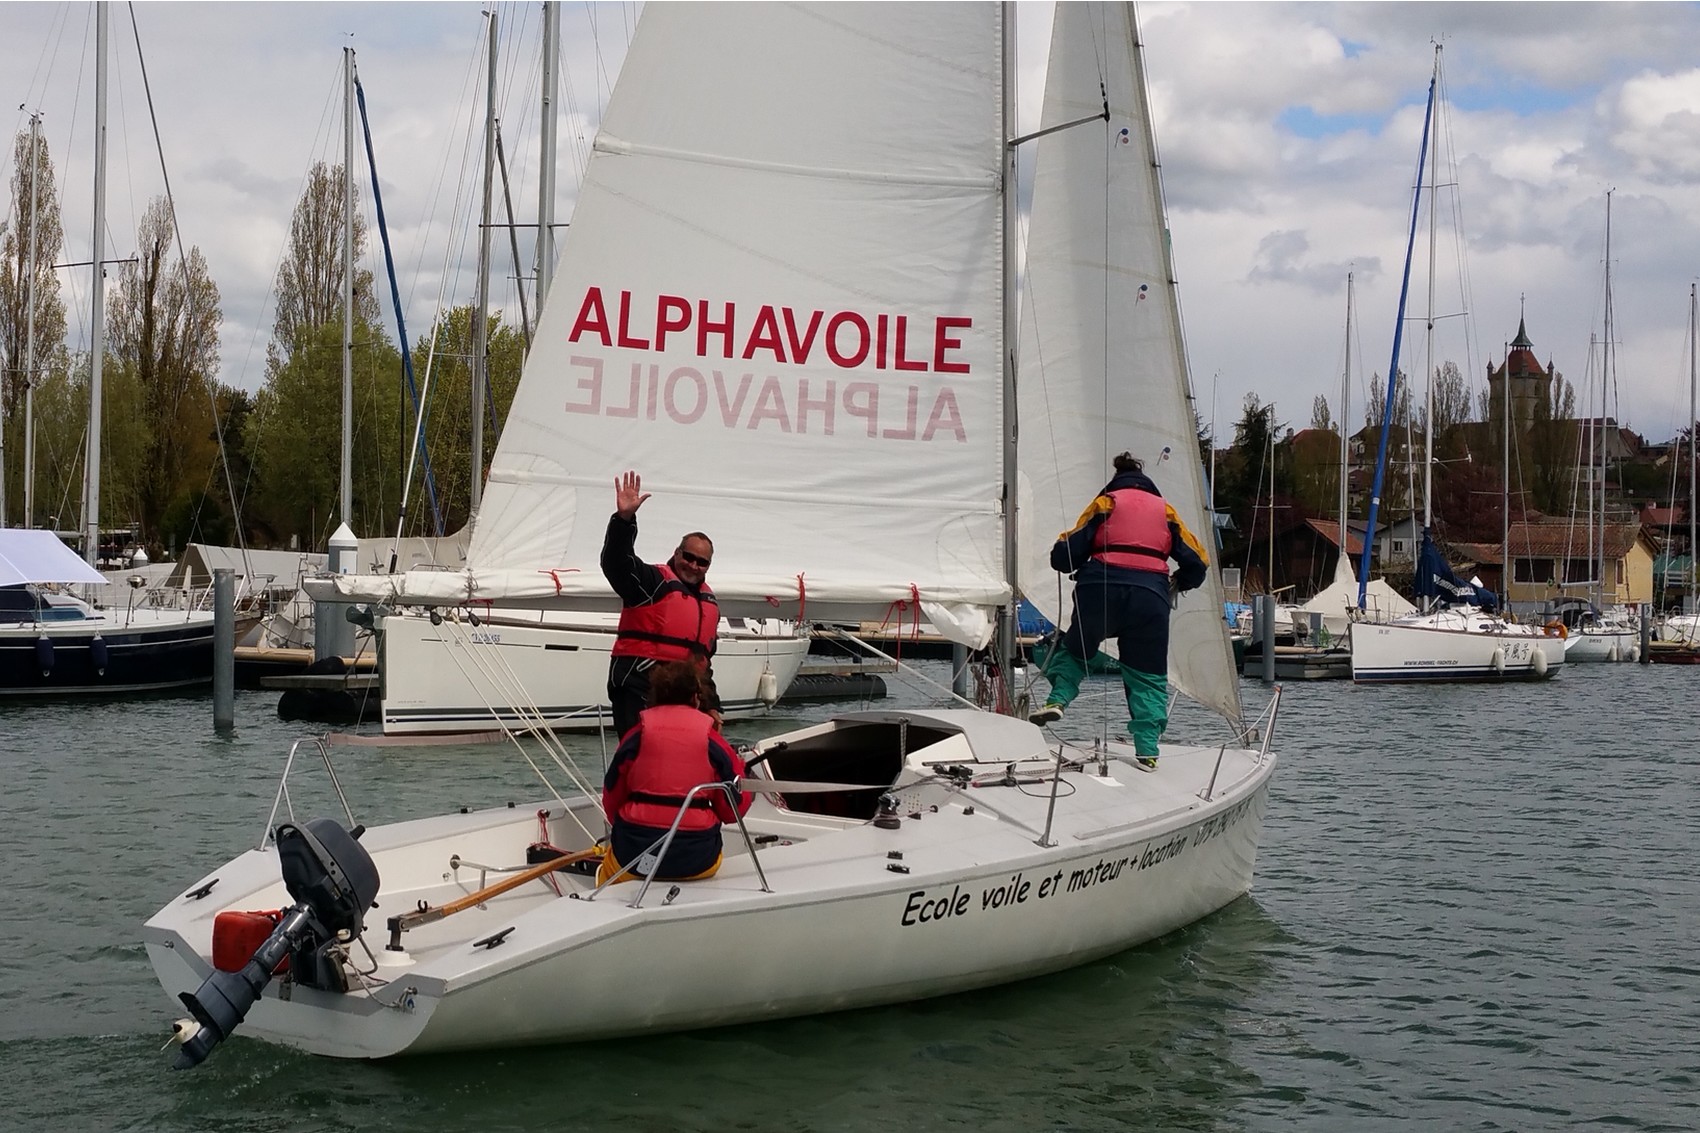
left=1030, top=453, right=1208, bottom=767
left=601, top=471, right=720, bottom=736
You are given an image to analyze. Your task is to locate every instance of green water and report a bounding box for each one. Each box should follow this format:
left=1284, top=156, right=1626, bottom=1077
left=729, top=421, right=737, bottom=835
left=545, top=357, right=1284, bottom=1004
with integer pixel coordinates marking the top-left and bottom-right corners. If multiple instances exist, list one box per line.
left=1, top=663, right=1695, bottom=1131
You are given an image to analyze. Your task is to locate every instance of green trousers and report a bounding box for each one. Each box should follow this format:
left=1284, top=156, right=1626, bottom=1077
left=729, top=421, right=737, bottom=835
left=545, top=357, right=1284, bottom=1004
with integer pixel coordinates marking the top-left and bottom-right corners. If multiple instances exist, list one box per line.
left=1040, top=648, right=1168, bottom=758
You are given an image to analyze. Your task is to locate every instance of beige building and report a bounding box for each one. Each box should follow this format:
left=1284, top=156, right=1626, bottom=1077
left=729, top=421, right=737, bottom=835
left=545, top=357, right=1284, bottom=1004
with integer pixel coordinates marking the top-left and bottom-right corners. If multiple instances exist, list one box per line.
left=1500, top=520, right=1658, bottom=607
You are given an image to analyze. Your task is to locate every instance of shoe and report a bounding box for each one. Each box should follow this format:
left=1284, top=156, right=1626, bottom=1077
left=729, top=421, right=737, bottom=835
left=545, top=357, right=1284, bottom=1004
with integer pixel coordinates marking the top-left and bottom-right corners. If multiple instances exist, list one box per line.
left=1029, top=703, right=1065, bottom=726
left=1135, top=755, right=1159, bottom=770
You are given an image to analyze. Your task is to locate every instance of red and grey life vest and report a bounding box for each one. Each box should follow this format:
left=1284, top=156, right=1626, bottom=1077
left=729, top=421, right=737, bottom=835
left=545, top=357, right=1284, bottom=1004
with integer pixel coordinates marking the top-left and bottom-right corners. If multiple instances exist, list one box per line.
left=611, top=563, right=719, bottom=661
left=613, top=704, right=729, bottom=832
left=1090, top=488, right=1172, bottom=574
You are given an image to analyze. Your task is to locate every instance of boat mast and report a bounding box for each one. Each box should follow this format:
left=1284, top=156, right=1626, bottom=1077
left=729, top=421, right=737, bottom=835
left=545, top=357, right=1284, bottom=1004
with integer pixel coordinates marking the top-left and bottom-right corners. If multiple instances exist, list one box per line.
left=1340, top=273, right=1352, bottom=560
left=83, top=4, right=108, bottom=567
left=1502, top=338, right=1510, bottom=608
left=1422, top=46, right=1440, bottom=548
left=20, top=112, right=43, bottom=529
left=536, top=0, right=559, bottom=312
left=472, top=10, right=497, bottom=518
left=1600, top=191, right=1614, bottom=605
left=341, top=46, right=355, bottom=529
left=996, top=0, right=1018, bottom=691
left=1357, top=59, right=1435, bottom=609
left=1690, top=283, right=1696, bottom=616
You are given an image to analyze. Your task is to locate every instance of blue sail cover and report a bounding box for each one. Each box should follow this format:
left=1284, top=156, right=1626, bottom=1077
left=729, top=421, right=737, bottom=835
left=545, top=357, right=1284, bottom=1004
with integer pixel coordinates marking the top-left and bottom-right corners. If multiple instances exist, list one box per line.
left=1414, top=530, right=1497, bottom=610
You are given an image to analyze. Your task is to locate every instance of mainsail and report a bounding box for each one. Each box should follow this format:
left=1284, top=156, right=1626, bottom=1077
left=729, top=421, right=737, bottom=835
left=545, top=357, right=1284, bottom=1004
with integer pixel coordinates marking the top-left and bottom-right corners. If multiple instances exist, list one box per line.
left=1015, top=3, right=1242, bottom=724
left=322, top=5, right=1010, bottom=647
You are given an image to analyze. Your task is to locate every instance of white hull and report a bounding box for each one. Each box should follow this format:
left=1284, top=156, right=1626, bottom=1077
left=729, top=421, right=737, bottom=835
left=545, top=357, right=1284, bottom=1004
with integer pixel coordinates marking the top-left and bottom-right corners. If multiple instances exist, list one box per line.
left=1563, top=628, right=1638, bottom=662
left=144, top=709, right=1275, bottom=1059
left=379, top=610, right=809, bottom=734
left=1350, top=611, right=1566, bottom=682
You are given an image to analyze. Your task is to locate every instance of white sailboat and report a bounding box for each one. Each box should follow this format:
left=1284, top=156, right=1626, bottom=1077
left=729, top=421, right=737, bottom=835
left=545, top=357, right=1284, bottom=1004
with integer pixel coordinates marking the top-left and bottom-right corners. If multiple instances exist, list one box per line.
left=1349, top=46, right=1563, bottom=684
left=147, top=3, right=1277, bottom=1065
left=1560, top=196, right=1639, bottom=662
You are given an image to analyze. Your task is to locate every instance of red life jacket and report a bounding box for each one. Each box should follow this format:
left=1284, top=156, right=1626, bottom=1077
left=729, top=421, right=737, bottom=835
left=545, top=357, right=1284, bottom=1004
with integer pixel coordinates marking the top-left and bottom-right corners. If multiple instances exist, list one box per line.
left=611, top=562, right=719, bottom=661
left=1091, top=488, right=1172, bottom=574
left=613, top=704, right=735, bottom=831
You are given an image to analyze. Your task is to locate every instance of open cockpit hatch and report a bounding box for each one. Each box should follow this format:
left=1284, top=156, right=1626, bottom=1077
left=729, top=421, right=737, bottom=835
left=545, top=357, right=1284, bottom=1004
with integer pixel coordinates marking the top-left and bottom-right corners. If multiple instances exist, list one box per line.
left=749, top=715, right=958, bottom=820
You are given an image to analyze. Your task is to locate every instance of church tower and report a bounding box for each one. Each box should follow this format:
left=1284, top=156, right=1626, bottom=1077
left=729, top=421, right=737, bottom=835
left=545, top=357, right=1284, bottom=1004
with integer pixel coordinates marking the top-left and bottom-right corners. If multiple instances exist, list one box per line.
left=1485, top=318, right=1557, bottom=430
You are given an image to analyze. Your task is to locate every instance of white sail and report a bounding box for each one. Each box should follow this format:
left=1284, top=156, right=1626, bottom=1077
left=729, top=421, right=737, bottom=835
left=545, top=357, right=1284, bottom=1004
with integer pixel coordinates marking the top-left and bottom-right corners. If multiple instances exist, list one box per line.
left=324, top=4, right=1010, bottom=647
left=1016, top=3, right=1241, bottom=723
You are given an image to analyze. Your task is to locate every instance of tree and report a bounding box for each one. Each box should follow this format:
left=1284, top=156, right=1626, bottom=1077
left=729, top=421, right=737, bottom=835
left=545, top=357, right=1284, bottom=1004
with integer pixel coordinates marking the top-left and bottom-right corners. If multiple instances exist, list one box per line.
left=1309, top=394, right=1333, bottom=432
left=269, top=162, right=379, bottom=366
left=0, top=123, right=70, bottom=525
left=244, top=162, right=397, bottom=547
left=245, top=316, right=403, bottom=547
left=1528, top=372, right=1577, bottom=516
left=409, top=305, right=527, bottom=535
left=105, top=197, right=224, bottom=553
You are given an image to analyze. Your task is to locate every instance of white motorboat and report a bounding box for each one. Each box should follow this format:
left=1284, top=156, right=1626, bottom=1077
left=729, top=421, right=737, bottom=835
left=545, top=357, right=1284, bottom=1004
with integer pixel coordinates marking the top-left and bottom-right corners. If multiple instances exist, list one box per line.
left=148, top=3, right=1278, bottom=1065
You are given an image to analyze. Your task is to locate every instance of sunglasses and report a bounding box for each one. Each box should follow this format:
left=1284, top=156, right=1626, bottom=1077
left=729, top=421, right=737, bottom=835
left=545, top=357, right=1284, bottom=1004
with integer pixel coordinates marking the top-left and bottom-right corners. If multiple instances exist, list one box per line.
left=679, top=550, right=712, bottom=569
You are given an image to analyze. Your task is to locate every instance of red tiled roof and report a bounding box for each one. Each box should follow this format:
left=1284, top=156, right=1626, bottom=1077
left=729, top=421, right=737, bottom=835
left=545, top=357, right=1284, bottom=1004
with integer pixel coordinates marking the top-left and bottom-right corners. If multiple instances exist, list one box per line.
left=1501, top=521, right=1651, bottom=559
left=1302, top=517, right=1364, bottom=554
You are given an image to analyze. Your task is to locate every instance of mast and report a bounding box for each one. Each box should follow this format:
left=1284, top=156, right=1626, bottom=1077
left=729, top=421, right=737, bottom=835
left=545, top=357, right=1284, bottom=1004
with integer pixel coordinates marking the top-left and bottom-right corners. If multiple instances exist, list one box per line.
left=341, top=46, right=354, bottom=529
left=1690, top=284, right=1696, bottom=617
left=1502, top=339, right=1510, bottom=608
left=20, top=113, right=44, bottom=529
left=536, top=0, right=559, bottom=311
left=1267, top=402, right=1276, bottom=597
left=1422, top=45, right=1440, bottom=541
left=472, top=10, right=497, bottom=517
left=1358, top=60, right=1436, bottom=609
left=1600, top=191, right=1614, bottom=604
left=83, top=4, right=108, bottom=566
left=996, top=0, right=1018, bottom=688
left=1340, top=273, right=1352, bottom=559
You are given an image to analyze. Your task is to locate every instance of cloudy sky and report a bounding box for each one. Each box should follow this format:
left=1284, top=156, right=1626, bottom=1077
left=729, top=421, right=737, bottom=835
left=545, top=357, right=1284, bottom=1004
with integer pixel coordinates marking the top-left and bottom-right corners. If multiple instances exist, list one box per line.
left=5, top=1, right=1700, bottom=448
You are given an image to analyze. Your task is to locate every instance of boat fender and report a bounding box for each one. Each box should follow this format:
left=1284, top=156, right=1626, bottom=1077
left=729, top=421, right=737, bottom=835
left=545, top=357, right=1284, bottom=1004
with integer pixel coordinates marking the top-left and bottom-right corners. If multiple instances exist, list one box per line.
left=1490, top=647, right=1505, bottom=674
left=1627, top=645, right=1639, bottom=662
left=1608, top=644, right=1619, bottom=662
left=1542, top=621, right=1568, bottom=639
left=1532, top=647, right=1548, bottom=676
left=35, top=635, right=53, bottom=677
left=757, top=667, right=779, bottom=705
left=90, top=634, right=109, bottom=676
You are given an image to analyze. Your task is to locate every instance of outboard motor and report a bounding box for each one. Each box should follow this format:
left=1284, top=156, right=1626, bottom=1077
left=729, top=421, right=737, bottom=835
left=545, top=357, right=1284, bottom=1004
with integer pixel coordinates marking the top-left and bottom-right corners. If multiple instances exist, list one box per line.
left=171, top=818, right=379, bottom=1069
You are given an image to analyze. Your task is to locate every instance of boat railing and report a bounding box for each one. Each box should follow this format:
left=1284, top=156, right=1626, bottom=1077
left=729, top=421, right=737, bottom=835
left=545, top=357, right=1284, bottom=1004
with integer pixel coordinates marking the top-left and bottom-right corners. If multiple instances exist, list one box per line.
left=260, top=737, right=358, bottom=849
left=585, top=780, right=772, bottom=908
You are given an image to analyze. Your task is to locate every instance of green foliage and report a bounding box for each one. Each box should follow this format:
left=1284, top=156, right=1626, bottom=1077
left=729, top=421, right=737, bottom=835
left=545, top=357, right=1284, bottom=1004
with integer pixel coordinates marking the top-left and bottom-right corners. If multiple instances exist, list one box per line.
left=244, top=317, right=403, bottom=548
left=408, top=305, right=526, bottom=535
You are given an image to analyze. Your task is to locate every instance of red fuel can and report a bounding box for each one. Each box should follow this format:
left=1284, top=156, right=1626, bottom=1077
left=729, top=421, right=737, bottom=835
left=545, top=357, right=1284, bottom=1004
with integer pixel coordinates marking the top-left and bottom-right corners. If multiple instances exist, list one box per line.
left=212, top=910, right=291, bottom=974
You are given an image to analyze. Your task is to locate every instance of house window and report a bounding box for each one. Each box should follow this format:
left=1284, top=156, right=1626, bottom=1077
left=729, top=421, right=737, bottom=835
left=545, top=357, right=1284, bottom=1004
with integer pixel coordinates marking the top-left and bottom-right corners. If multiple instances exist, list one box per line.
left=1391, top=539, right=1408, bottom=555
left=1564, top=558, right=1592, bottom=583
left=1616, top=560, right=1625, bottom=586
left=1513, top=557, right=1554, bottom=583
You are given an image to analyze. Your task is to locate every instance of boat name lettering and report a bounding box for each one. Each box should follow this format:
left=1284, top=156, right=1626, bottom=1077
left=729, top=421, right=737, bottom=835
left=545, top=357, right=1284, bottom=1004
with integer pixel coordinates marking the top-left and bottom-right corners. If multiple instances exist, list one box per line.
left=469, top=632, right=501, bottom=644
left=567, top=287, right=973, bottom=374
left=564, top=355, right=966, bottom=442
left=901, top=885, right=971, bottom=926
left=1191, top=797, right=1254, bottom=848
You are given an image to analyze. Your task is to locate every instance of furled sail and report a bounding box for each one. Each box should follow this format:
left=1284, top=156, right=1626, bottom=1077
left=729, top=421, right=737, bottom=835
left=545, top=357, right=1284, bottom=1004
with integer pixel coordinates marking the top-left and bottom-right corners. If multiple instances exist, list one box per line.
left=317, top=4, right=1010, bottom=647
left=1015, top=3, right=1242, bottom=724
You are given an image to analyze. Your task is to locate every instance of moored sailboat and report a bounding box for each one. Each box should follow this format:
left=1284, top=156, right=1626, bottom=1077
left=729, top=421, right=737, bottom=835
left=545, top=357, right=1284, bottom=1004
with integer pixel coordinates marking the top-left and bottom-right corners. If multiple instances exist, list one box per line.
left=147, top=3, right=1278, bottom=1065
left=1349, top=46, right=1563, bottom=684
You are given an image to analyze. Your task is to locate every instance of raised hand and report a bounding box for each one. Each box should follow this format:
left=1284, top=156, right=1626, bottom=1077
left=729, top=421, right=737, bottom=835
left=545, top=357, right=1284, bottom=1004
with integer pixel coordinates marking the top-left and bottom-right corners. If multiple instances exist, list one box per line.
left=614, top=470, right=652, bottom=520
